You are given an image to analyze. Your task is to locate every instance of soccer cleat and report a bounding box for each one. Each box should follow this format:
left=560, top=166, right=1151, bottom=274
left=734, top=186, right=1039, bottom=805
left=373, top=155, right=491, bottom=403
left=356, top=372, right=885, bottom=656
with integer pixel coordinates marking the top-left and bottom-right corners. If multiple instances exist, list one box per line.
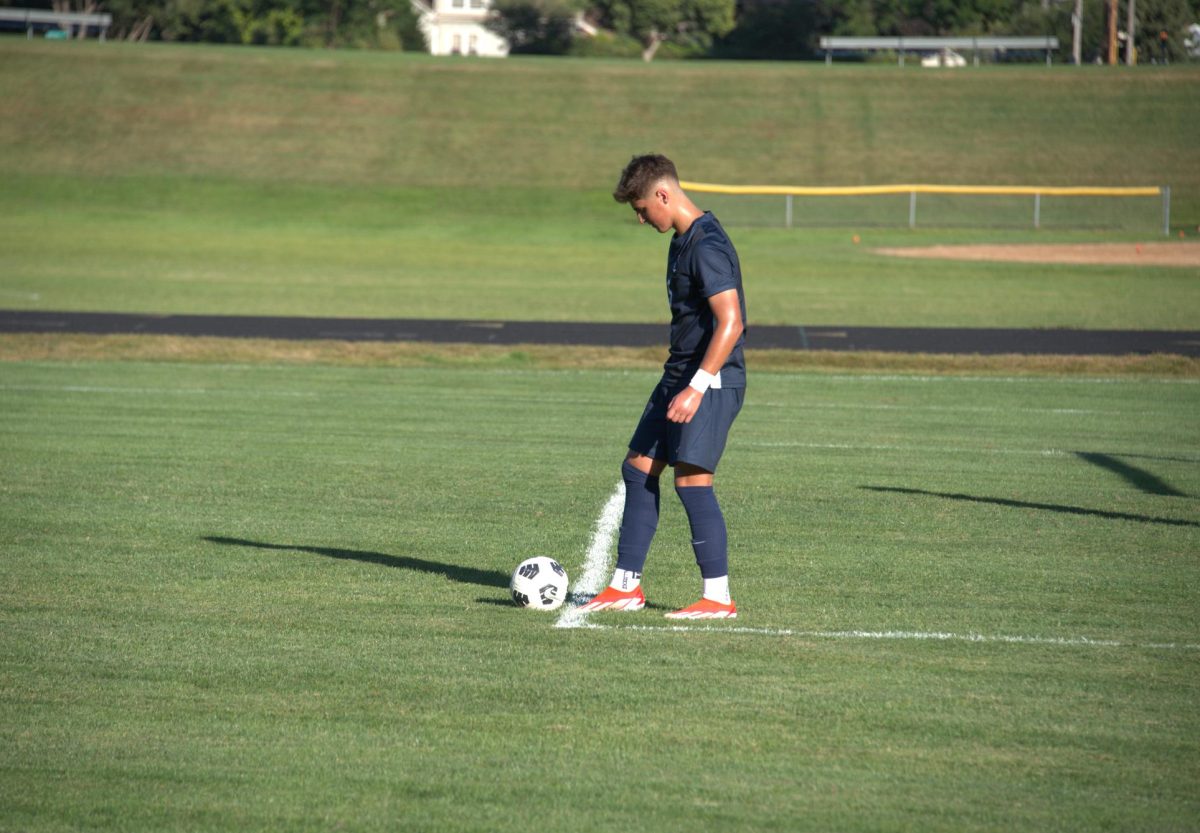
left=664, top=598, right=737, bottom=620
left=578, top=585, right=646, bottom=612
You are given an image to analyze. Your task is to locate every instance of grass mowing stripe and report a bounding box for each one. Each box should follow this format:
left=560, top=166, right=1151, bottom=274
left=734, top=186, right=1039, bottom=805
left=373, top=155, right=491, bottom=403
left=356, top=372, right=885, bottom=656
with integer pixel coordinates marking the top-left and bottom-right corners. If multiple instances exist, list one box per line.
left=745, top=441, right=1072, bottom=455
left=0, top=382, right=1189, bottom=418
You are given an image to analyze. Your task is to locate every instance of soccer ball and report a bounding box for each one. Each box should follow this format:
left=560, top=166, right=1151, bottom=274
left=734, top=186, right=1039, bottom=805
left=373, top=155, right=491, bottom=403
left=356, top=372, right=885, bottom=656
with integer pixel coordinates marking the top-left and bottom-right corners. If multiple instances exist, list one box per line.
left=510, top=556, right=569, bottom=611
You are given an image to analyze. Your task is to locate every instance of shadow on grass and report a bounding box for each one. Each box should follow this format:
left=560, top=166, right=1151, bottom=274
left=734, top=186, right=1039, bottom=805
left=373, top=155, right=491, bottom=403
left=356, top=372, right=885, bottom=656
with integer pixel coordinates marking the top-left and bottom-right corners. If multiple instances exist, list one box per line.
left=204, top=536, right=509, bottom=589
left=862, top=487, right=1200, bottom=528
left=475, top=596, right=674, bottom=613
left=1075, top=452, right=1188, bottom=497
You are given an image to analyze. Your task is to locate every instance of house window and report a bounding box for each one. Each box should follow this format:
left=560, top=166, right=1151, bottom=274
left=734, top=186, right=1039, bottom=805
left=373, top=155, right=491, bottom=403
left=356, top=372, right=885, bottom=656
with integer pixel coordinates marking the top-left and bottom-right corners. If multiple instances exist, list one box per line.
left=452, top=33, right=462, bottom=54
left=452, top=0, right=464, bottom=8
left=468, top=34, right=478, bottom=54
left=470, top=0, right=484, bottom=7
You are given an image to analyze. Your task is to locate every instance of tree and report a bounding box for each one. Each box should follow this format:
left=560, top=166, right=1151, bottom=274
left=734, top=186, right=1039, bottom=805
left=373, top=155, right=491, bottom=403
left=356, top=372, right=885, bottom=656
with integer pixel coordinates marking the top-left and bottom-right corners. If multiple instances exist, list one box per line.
left=830, top=0, right=1034, bottom=37
left=486, top=0, right=581, bottom=53
left=1133, top=0, right=1194, bottom=62
left=591, top=0, right=736, bottom=60
left=713, top=0, right=839, bottom=60
left=321, top=0, right=427, bottom=50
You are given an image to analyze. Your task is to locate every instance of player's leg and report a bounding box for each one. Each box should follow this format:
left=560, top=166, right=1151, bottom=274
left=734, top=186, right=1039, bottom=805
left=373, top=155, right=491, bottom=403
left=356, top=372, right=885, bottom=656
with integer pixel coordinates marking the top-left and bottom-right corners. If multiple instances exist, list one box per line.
left=581, top=388, right=670, bottom=613
left=614, top=451, right=667, bottom=586
left=665, top=388, right=743, bottom=620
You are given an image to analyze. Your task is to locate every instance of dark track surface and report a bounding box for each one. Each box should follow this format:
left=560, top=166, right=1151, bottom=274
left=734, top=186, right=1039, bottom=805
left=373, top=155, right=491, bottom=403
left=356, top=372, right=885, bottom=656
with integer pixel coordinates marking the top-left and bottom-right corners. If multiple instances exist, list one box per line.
left=3, top=310, right=1198, bottom=357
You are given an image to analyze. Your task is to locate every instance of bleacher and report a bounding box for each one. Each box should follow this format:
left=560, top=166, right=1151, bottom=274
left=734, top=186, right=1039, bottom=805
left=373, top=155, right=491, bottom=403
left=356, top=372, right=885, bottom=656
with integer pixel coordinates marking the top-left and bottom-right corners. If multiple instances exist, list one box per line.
left=819, top=35, right=1061, bottom=66
left=0, top=7, right=113, bottom=40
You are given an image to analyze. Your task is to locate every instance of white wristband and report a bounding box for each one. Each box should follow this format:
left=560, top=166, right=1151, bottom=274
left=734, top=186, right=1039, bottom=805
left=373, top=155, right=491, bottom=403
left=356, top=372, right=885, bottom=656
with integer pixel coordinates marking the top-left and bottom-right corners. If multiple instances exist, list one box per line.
left=689, top=369, right=716, bottom=394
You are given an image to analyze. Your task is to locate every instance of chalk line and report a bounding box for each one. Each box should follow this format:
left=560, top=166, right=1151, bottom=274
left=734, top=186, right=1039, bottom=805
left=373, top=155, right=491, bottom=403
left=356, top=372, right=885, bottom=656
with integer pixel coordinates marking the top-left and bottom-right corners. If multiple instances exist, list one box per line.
left=571, top=623, right=1200, bottom=651
left=555, top=481, right=625, bottom=630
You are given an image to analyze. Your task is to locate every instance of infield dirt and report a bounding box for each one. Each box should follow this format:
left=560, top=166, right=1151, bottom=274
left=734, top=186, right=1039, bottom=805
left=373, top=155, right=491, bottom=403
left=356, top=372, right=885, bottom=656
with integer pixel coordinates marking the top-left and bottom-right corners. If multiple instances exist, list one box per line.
left=875, top=242, right=1200, bottom=268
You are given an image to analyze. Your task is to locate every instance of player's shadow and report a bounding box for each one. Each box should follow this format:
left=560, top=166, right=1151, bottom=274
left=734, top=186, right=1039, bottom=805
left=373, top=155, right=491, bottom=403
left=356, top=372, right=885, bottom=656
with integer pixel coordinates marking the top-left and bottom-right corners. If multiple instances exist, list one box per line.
left=1074, top=452, right=1188, bottom=497
left=861, top=487, right=1200, bottom=528
left=204, top=536, right=510, bottom=589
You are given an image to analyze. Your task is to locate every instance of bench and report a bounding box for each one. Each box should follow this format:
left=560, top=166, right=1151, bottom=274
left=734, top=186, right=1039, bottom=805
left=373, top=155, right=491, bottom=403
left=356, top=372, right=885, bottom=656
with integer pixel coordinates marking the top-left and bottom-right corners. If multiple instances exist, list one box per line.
left=0, top=7, right=113, bottom=40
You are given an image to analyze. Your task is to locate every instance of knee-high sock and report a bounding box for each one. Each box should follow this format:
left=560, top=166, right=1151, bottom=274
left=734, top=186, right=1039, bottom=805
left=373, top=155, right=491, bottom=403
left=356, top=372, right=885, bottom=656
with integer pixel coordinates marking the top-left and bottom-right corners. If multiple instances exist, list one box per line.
left=614, top=460, right=661, bottom=575
left=676, top=485, right=728, bottom=579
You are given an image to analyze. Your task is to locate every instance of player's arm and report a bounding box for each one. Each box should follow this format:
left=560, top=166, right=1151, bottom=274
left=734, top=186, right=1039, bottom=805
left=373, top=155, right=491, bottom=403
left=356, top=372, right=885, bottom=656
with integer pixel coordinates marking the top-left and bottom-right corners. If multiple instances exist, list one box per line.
left=666, top=288, right=744, bottom=424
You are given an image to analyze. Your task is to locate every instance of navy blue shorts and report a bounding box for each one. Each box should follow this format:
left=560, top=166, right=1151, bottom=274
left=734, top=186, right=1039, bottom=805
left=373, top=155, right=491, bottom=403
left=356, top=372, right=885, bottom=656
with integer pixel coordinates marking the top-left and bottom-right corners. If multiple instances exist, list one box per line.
left=628, top=382, right=744, bottom=474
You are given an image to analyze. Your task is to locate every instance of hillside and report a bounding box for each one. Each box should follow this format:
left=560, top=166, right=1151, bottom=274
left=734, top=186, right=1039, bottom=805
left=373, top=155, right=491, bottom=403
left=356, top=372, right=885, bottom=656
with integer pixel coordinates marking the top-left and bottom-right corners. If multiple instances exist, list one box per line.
left=2, top=41, right=1198, bottom=211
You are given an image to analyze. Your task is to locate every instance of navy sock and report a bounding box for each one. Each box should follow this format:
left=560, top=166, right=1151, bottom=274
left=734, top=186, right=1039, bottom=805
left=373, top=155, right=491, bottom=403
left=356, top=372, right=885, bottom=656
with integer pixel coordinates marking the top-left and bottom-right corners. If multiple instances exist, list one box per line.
left=615, top=460, right=660, bottom=574
left=675, top=485, right=728, bottom=579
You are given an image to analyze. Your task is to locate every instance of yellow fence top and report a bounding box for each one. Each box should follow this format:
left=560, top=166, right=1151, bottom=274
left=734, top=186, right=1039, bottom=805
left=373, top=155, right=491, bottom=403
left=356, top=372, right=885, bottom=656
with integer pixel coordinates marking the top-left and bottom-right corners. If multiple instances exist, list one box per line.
left=680, top=181, right=1163, bottom=198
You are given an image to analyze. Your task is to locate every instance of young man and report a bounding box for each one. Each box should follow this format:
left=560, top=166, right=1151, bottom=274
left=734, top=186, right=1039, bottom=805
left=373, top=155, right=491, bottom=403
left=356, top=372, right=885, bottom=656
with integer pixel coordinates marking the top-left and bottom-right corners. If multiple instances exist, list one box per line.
left=581, top=154, right=748, bottom=620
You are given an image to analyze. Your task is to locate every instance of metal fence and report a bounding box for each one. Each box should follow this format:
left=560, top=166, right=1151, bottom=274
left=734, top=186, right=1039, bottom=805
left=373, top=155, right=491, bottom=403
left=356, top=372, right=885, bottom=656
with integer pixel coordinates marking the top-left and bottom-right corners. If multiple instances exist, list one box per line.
left=818, top=36, right=1060, bottom=66
left=681, top=182, right=1171, bottom=235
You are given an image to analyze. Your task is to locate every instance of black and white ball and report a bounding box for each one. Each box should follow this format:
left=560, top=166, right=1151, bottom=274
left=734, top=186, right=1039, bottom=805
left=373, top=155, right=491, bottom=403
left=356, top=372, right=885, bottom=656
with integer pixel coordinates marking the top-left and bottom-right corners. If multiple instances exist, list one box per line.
left=510, top=556, right=569, bottom=611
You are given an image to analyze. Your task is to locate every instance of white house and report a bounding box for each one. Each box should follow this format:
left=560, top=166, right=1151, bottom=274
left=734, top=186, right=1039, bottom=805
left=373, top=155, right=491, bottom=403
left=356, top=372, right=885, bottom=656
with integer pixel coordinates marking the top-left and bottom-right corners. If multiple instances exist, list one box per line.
left=410, top=0, right=509, bottom=57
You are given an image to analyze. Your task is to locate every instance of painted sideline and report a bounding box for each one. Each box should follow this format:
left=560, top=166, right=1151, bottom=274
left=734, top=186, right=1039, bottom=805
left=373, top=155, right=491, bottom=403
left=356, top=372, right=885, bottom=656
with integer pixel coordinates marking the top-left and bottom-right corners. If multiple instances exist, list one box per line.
left=574, top=623, right=1200, bottom=650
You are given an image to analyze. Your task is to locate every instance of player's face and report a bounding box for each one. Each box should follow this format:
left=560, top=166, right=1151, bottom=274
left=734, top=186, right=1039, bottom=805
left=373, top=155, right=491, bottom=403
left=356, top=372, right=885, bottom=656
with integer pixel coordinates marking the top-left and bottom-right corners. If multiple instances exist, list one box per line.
left=631, top=191, right=672, bottom=233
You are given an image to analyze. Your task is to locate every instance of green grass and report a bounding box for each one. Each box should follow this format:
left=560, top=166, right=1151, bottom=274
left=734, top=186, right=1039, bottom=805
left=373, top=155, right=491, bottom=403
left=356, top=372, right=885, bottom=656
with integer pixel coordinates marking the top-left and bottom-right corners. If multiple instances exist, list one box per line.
left=2, top=174, right=1198, bottom=329
left=2, top=359, right=1198, bottom=831
left=1, top=39, right=1199, bottom=832
left=3, top=42, right=1198, bottom=205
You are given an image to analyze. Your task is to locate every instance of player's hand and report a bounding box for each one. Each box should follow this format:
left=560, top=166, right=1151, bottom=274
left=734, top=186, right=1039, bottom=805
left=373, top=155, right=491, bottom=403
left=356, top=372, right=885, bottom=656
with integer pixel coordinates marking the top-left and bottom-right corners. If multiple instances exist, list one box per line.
left=667, top=388, right=703, bottom=424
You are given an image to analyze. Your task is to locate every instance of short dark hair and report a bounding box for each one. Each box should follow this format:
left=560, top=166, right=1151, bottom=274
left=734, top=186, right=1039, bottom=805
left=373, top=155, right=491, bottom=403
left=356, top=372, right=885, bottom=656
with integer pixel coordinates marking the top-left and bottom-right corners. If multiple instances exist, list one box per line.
left=613, top=154, right=678, bottom=204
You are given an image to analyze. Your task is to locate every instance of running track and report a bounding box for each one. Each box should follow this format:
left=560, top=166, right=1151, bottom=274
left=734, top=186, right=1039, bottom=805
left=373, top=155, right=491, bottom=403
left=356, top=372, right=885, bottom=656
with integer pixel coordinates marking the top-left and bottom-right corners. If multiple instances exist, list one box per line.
left=2, top=310, right=1198, bottom=357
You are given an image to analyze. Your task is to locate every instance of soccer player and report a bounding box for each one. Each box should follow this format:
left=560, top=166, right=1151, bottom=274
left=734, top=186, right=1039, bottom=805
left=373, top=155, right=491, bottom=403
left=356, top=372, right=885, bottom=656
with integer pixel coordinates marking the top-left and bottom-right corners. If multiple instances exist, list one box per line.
left=581, top=154, right=748, bottom=620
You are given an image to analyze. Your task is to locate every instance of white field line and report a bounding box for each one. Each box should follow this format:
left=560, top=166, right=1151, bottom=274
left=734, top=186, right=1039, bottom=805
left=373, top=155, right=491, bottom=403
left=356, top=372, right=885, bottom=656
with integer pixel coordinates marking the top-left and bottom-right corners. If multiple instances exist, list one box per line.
left=573, top=623, right=1200, bottom=651
left=555, top=481, right=625, bottom=630
left=782, top=374, right=1200, bottom=386
left=756, top=401, right=1121, bottom=416
left=743, top=440, right=1073, bottom=457
left=0, top=384, right=317, bottom=398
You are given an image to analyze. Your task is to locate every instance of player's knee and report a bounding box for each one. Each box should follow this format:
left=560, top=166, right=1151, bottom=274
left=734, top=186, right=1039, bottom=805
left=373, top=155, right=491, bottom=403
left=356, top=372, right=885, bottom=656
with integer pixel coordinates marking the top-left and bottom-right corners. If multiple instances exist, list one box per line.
left=624, top=453, right=662, bottom=478
left=673, top=462, right=713, bottom=488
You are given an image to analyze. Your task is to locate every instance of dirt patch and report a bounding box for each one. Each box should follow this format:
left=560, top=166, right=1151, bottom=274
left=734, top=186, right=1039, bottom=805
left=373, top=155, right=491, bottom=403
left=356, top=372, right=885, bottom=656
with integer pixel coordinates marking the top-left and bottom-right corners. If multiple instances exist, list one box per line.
left=875, top=242, right=1200, bottom=268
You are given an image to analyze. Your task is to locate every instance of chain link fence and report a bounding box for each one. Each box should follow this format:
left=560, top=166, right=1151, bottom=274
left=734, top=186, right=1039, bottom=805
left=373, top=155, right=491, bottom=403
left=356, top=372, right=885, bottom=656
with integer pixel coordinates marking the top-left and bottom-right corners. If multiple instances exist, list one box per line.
left=682, top=182, right=1171, bottom=234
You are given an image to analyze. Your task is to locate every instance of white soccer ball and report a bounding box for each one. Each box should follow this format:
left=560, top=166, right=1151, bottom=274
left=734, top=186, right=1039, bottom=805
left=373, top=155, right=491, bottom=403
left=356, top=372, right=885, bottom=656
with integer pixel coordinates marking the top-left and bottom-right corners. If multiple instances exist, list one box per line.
left=510, top=556, right=569, bottom=611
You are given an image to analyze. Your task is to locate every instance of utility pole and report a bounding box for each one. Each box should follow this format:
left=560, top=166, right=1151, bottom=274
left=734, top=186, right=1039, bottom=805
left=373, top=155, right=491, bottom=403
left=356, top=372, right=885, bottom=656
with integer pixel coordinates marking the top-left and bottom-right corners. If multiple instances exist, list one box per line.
left=1072, top=0, right=1083, bottom=64
left=1107, top=0, right=1119, bottom=64
left=1126, top=0, right=1137, bottom=64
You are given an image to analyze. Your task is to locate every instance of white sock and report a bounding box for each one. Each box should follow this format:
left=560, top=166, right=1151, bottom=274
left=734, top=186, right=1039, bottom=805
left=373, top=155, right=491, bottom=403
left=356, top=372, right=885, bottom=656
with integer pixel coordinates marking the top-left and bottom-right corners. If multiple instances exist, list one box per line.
left=609, top=568, right=641, bottom=592
left=703, top=575, right=730, bottom=604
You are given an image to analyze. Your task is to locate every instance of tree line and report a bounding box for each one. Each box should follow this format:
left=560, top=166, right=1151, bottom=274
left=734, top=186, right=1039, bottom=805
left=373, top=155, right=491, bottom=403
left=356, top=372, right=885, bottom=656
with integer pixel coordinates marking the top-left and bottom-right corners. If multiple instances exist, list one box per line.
left=7, top=0, right=1198, bottom=62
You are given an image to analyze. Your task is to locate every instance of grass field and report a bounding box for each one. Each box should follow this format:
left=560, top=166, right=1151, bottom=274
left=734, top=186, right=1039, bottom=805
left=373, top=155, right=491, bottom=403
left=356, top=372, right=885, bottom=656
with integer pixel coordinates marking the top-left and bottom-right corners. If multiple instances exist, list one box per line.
left=1, top=359, right=1197, bottom=830
left=2, top=38, right=1199, bottom=831
left=3, top=173, right=1199, bottom=329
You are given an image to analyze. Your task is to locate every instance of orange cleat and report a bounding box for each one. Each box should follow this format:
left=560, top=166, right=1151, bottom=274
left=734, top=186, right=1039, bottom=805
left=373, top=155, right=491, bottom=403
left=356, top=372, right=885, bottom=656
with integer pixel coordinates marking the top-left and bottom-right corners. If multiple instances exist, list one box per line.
left=578, top=585, right=646, bottom=612
left=664, top=598, right=737, bottom=620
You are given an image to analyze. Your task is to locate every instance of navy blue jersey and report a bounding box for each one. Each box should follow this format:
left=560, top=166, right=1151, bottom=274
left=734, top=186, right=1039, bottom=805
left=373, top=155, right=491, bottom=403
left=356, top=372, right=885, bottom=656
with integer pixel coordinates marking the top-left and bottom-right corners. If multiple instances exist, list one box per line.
left=662, top=212, right=747, bottom=388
